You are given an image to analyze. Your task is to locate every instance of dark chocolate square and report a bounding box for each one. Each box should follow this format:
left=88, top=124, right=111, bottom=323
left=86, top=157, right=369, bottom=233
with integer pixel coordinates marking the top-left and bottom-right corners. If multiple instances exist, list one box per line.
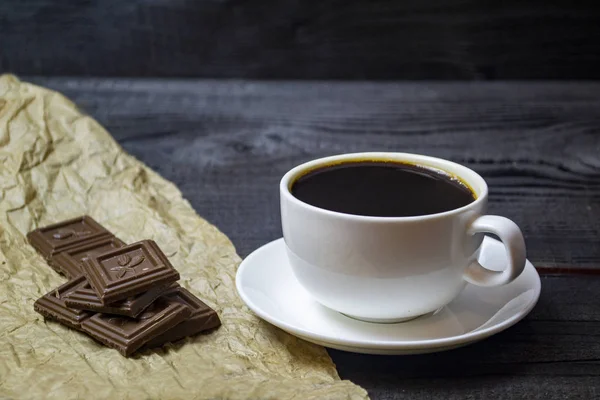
left=49, top=236, right=125, bottom=278
left=145, top=286, right=221, bottom=348
left=33, top=276, right=94, bottom=330
left=80, top=297, right=191, bottom=356
left=81, top=240, right=180, bottom=304
left=65, top=283, right=178, bottom=318
left=27, top=216, right=113, bottom=259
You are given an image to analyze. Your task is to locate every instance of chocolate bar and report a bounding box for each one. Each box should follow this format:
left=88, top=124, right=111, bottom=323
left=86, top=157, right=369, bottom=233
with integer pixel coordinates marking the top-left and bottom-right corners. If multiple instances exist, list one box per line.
left=33, top=276, right=94, bottom=330
left=49, top=236, right=125, bottom=278
left=81, top=240, right=180, bottom=304
left=80, top=296, right=191, bottom=356
left=145, top=286, right=221, bottom=348
left=27, top=216, right=113, bottom=259
left=65, top=283, right=178, bottom=318
left=28, top=216, right=219, bottom=357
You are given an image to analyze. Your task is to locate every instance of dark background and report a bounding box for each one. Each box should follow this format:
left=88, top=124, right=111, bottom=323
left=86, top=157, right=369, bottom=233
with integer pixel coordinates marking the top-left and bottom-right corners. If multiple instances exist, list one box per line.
left=2, top=0, right=600, bottom=79
left=4, top=2, right=600, bottom=399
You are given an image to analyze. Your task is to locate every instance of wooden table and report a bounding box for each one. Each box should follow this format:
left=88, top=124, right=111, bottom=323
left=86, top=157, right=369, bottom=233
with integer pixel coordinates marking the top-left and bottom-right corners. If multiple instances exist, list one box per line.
left=31, top=78, right=600, bottom=399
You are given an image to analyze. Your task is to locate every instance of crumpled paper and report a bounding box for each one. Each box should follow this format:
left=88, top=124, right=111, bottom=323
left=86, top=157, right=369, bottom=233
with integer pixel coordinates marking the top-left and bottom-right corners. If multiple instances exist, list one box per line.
left=0, top=75, right=368, bottom=400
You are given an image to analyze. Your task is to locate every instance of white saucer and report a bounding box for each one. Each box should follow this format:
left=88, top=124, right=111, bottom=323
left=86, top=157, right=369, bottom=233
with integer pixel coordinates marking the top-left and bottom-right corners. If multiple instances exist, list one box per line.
left=236, top=237, right=541, bottom=355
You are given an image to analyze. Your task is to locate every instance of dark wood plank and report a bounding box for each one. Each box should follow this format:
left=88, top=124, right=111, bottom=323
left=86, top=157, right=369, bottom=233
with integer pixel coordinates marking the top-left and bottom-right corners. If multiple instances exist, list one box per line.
left=27, top=78, right=600, bottom=269
left=330, top=275, right=600, bottom=399
left=3, top=1, right=600, bottom=79
left=19, top=78, right=600, bottom=399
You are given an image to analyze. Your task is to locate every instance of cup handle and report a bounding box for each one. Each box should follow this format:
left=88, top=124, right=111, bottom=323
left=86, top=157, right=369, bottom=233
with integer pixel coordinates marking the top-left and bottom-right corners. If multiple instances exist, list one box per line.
left=464, top=215, right=527, bottom=287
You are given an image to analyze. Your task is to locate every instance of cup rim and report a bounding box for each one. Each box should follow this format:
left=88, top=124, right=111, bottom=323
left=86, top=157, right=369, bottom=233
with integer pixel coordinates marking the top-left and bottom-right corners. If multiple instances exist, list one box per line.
left=280, top=152, right=488, bottom=222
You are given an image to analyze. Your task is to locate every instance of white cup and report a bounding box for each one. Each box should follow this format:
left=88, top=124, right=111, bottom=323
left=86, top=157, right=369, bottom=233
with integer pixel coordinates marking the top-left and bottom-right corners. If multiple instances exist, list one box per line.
left=280, top=152, right=526, bottom=323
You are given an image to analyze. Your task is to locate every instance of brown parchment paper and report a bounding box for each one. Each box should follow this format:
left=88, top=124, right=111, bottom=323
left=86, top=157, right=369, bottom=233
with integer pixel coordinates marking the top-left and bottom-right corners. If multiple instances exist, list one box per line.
left=0, top=75, right=368, bottom=400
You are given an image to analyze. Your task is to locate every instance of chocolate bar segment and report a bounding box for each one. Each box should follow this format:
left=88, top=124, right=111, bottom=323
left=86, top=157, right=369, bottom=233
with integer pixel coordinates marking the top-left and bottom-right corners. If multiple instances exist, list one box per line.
left=27, top=216, right=113, bottom=259
left=65, top=283, right=178, bottom=318
left=33, top=276, right=94, bottom=330
left=145, top=286, right=221, bottom=348
left=49, top=236, right=125, bottom=278
left=81, top=240, right=180, bottom=304
left=80, top=297, right=191, bottom=357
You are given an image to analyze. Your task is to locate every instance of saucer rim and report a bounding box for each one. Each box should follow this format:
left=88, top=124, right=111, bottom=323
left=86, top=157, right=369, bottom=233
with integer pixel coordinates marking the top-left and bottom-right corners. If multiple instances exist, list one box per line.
left=236, top=237, right=541, bottom=351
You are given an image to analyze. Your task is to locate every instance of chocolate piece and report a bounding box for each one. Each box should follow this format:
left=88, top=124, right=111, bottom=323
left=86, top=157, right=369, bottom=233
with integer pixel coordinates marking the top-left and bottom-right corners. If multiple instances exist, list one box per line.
left=145, top=286, right=221, bottom=348
left=49, top=236, right=125, bottom=278
left=27, top=216, right=113, bottom=259
left=33, top=276, right=94, bottom=330
left=65, top=283, right=178, bottom=318
left=80, top=297, right=191, bottom=357
left=81, top=240, right=180, bottom=304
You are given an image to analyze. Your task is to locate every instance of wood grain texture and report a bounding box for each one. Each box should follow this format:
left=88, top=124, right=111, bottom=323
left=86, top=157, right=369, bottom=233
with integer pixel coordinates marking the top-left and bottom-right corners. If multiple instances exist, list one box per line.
left=27, top=77, right=600, bottom=268
left=331, top=275, right=600, bottom=399
left=3, top=1, right=600, bottom=79
left=19, top=78, right=600, bottom=399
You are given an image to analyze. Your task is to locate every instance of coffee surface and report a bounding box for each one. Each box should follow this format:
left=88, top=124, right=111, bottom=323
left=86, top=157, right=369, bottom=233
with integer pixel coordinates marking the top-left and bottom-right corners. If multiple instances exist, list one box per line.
left=291, top=161, right=476, bottom=217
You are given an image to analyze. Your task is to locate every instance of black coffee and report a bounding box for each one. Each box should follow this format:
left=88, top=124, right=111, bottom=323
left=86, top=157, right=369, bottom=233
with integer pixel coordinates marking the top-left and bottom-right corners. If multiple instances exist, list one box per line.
left=291, top=161, right=476, bottom=217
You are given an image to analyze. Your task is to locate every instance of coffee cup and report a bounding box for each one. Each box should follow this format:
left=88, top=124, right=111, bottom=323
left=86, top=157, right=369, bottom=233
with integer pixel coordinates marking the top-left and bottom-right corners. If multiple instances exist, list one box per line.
left=280, top=152, right=526, bottom=323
